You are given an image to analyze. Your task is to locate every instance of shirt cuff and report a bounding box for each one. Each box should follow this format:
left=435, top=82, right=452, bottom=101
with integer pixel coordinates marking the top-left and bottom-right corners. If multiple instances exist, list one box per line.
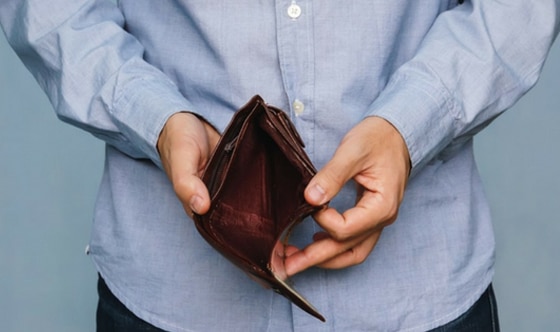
left=365, top=69, right=460, bottom=174
left=107, top=58, right=196, bottom=169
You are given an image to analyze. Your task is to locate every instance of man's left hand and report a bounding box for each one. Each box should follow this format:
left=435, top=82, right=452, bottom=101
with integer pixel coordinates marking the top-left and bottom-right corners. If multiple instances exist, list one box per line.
left=285, top=116, right=411, bottom=276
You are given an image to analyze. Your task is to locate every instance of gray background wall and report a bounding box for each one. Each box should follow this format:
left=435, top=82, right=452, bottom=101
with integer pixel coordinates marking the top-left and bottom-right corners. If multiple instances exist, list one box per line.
left=1, top=28, right=559, bottom=331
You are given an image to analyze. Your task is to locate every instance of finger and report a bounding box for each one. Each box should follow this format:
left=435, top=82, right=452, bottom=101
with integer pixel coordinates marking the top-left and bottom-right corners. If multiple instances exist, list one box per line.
left=284, top=245, right=300, bottom=257
left=159, top=113, right=218, bottom=216
left=311, top=190, right=395, bottom=242
left=340, top=190, right=398, bottom=236
left=312, top=231, right=330, bottom=242
left=201, top=119, right=221, bottom=152
left=169, top=144, right=211, bottom=215
left=315, top=231, right=382, bottom=270
left=285, top=230, right=375, bottom=276
left=175, top=175, right=211, bottom=216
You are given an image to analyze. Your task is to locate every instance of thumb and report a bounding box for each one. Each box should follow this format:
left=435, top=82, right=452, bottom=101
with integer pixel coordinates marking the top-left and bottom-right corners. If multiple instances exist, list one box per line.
left=167, top=136, right=213, bottom=215
left=158, top=113, right=214, bottom=216
left=305, top=145, right=362, bottom=206
left=174, top=173, right=211, bottom=216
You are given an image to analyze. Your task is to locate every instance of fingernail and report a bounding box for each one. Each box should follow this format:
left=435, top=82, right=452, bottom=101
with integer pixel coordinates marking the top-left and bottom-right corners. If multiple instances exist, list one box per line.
left=308, top=183, right=326, bottom=204
left=190, top=195, right=203, bottom=214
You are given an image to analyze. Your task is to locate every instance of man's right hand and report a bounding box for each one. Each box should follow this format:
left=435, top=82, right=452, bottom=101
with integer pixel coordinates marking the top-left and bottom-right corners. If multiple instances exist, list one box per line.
left=157, top=112, right=220, bottom=217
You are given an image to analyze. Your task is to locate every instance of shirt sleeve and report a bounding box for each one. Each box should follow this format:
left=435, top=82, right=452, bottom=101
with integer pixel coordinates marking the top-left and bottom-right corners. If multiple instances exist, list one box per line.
left=365, top=0, right=560, bottom=175
left=0, top=0, right=195, bottom=168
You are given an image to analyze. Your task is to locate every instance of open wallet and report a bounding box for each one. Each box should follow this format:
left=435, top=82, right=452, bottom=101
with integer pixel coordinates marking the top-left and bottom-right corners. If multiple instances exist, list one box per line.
left=193, top=95, right=326, bottom=322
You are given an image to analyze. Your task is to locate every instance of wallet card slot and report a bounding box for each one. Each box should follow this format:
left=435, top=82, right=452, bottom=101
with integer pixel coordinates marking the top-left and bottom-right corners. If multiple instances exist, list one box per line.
left=260, top=115, right=316, bottom=178
left=204, top=100, right=262, bottom=198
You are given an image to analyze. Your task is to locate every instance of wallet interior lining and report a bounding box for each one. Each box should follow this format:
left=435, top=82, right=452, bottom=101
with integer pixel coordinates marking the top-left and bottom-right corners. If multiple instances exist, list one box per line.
left=208, top=110, right=307, bottom=270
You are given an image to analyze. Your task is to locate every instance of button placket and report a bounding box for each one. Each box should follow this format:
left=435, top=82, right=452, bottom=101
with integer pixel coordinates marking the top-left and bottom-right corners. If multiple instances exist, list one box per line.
left=275, top=0, right=315, bottom=157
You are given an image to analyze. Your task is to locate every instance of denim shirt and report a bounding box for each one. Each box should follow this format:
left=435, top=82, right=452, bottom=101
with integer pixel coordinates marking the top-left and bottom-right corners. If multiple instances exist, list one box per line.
left=1, top=1, right=558, bottom=331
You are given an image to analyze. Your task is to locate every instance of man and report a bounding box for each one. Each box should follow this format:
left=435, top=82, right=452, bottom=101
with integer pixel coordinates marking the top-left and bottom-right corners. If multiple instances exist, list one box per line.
left=1, top=1, right=558, bottom=331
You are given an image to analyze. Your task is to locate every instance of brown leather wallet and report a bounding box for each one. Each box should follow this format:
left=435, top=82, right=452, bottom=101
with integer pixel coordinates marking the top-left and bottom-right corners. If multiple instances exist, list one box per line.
left=193, top=95, right=325, bottom=321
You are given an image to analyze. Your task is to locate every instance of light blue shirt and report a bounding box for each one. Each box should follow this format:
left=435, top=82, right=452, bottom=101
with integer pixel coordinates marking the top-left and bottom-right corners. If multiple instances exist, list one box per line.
left=1, top=1, right=558, bottom=331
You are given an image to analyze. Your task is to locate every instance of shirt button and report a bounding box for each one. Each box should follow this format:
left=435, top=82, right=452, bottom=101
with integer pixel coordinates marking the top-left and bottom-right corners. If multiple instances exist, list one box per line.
left=293, top=99, right=305, bottom=116
left=287, top=3, right=302, bottom=19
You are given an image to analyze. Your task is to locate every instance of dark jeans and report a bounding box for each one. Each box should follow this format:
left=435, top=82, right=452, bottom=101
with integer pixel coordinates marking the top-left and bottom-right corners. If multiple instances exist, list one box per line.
left=96, top=276, right=167, bottom=332
left=428, top=285, right=500, bottom=332
left=96, top=276, right=500, bottom=332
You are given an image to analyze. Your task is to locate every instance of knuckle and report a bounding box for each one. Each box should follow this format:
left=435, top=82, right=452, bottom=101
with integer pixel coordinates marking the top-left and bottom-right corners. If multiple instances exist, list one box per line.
left=351, top=248, right=369, bottom=265
left=329, top=228, right=353, bottom=242
left=381, top=198, right=400, bottom=225
left=386, top=206, right=399, bottom=222
left=172, top=175, right=195, bottom=198
left=319, top=169, right=345, bottom=193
